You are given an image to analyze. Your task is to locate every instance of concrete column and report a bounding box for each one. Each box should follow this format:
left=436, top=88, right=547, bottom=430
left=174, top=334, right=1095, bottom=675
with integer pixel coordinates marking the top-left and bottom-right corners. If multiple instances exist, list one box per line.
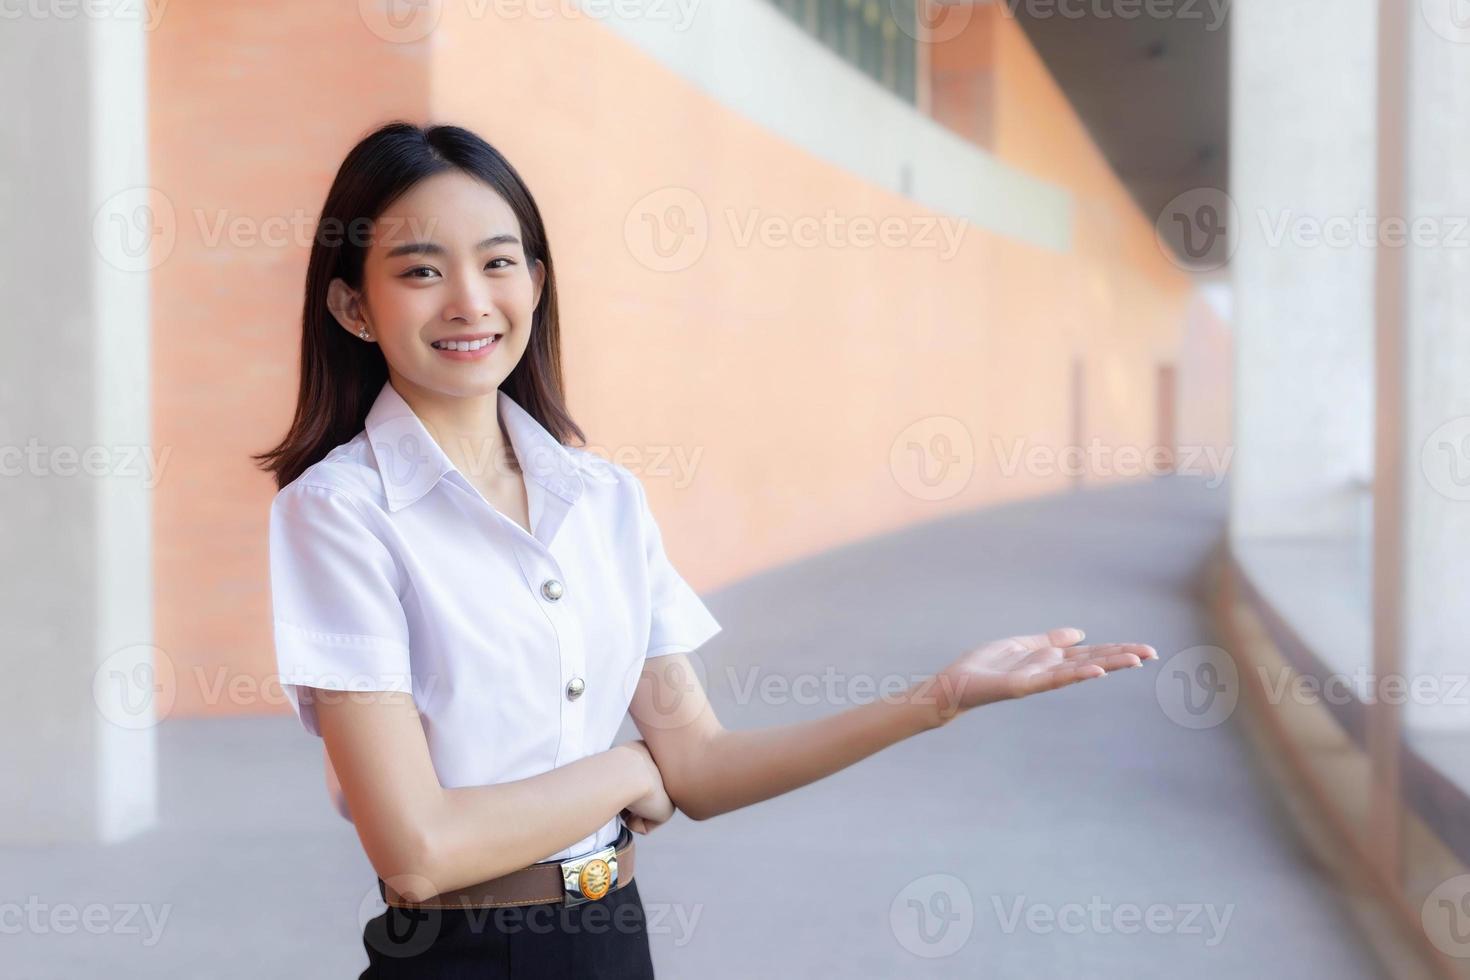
left=0, top=11, right=156, bottom=841
left=1401, top=1, right=1470, bottom=734
left=1229, top=0, right=1377, bottom=543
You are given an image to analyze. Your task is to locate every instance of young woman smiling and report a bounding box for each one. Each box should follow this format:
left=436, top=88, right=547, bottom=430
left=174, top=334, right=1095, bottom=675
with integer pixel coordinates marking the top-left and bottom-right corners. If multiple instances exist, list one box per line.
left=254, top=122, right=1157, bottom=979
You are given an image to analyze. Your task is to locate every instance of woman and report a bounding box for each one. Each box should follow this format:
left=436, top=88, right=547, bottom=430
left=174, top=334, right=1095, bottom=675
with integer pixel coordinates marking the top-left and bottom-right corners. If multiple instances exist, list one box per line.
left=254, top=121, right=1157, bottom=979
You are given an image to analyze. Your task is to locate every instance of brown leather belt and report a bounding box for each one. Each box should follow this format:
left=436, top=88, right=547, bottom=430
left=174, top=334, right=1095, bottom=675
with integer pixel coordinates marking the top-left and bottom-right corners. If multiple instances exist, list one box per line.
left=380, top=825, right=636, bottom=910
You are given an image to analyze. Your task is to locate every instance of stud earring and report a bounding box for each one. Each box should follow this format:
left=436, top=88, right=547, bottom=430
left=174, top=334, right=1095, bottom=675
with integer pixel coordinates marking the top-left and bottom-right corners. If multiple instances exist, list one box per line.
left=358, top=327, right=370, bottom=340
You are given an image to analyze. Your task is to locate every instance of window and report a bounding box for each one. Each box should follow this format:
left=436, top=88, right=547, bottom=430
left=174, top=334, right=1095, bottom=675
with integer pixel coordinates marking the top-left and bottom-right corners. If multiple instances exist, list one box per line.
left=766, top=0, right=919, bottom=105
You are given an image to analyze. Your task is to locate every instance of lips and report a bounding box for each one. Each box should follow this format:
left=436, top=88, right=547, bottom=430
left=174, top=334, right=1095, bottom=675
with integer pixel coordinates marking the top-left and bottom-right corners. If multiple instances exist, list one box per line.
left=430, top=332, right=501, bottom=351
left=430, top=333, right=501, bottom=361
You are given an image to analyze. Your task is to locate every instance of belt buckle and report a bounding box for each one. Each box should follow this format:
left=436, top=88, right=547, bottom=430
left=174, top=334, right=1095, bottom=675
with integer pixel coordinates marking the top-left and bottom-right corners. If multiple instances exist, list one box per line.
left=559, top=841, right=618, bottom=908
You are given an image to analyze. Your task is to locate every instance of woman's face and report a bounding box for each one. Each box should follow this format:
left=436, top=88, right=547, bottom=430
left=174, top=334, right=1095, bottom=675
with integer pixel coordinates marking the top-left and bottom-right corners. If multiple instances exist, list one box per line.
left=328, top=170, right=545, bottom=399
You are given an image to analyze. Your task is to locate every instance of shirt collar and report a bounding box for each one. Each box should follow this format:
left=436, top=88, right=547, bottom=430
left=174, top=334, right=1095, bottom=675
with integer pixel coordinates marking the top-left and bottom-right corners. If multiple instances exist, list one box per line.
left=364, top=379, right=586, bottom=513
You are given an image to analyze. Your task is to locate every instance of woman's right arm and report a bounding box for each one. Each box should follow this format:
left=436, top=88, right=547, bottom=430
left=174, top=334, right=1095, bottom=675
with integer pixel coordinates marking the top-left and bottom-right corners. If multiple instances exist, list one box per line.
left=314, top=688, right=663, bottom=902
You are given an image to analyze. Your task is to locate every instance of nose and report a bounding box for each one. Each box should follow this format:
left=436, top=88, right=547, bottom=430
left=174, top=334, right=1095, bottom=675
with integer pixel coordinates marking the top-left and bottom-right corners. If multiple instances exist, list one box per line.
left=441, top=271, right=498, bottom=325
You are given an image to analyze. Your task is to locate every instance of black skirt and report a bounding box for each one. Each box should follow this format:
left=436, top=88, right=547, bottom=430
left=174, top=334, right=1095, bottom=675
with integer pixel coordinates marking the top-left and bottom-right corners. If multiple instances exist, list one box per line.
left=360, top=874, right=656, bottom=979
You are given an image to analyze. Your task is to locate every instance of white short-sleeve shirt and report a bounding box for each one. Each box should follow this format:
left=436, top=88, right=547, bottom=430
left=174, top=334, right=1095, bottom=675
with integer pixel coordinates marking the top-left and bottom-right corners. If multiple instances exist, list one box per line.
left=268, top=379, right=722, bottom=862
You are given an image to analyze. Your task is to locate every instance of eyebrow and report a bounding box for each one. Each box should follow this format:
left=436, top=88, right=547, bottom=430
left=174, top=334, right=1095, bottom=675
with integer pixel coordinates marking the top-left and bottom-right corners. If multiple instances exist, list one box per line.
left=384, top=234, right=521, bottom=259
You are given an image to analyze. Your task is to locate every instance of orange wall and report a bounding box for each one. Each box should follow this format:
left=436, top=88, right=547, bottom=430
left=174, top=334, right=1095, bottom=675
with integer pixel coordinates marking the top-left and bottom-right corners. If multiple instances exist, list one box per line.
left=152, top=6, right=1208, bottom=720
left=150, top=3, right=430, bottom=720
left=985, top=10, right=1198, bottom=462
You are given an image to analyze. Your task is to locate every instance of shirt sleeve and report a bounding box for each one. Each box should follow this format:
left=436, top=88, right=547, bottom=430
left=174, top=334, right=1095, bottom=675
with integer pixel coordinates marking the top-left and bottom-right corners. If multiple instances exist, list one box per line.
left=630, top=473, right=723, bottom=659
left=268, top=482, right=414, bottom=737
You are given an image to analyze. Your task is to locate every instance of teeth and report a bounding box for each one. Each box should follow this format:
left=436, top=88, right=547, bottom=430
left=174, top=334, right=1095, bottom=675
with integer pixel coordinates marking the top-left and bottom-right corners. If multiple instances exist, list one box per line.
left=432, top=336, right=498, bottom=351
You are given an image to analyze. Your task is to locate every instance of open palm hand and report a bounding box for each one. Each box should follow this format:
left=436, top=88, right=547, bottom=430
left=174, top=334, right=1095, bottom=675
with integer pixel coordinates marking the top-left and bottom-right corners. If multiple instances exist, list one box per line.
left=925, top=627, right=1157, bottom=723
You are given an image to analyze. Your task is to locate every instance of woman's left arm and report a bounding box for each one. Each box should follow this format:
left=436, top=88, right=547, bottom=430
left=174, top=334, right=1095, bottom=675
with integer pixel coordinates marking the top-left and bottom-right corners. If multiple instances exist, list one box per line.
left=626, top=627, right=1156, bottom=824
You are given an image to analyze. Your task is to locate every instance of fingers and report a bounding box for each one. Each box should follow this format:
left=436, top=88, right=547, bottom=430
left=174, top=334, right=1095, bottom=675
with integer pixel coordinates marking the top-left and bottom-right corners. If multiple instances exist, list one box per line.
left=1062, top=642, right=1158, bottom=663
left=1024, top=647, right=1158, bottom=696
left=1005, top=628, right=1087, bottom=654
left=1021, top=662, right=1104, bottom=695
left=1062, top=649, right=1155, bottom=675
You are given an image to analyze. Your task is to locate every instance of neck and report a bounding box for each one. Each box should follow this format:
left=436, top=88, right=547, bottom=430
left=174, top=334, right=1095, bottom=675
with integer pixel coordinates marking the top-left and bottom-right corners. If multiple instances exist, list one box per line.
left=387, top=370, right=517, bottom=481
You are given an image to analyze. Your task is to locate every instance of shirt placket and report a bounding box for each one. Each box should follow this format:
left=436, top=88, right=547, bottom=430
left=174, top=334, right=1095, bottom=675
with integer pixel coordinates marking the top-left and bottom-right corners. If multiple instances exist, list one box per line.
left=510, top=487, right=598, bottom=858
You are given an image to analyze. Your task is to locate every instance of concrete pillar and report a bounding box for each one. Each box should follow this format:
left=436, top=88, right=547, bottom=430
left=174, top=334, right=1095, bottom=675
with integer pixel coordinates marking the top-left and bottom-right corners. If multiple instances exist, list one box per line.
left=0, top=12, right=156, bottom=842
left=1229, top=0, right=1377, bottom=543
left=1400, top=1, right=1470, bottom=734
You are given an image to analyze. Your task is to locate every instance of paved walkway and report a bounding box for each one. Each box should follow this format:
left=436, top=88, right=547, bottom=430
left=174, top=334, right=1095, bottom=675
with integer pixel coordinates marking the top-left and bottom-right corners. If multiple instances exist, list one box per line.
left=7, top=476, right=1383, bottom=977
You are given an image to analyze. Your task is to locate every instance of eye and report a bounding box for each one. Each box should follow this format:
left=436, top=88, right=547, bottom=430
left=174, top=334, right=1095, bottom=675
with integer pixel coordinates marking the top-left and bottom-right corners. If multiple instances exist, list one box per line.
left=402, top=266, right=438, bottom=280
left=487, top=257, right=514, bottom=270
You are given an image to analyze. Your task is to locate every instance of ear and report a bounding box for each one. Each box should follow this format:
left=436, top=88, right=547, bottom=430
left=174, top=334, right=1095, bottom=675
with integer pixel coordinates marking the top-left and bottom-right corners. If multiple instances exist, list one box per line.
left=327, top=278, right=372, bottom=339
left=530, top=258, right=547, bottom=313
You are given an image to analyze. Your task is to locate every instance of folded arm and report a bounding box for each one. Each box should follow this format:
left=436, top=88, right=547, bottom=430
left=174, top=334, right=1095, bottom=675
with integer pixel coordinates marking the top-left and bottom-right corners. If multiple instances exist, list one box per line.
left=313, top=689, right=659, bottom=902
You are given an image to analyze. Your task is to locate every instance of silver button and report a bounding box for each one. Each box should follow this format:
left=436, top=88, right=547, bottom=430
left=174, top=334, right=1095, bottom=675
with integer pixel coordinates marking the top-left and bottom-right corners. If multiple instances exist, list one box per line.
left=541, top=578, right=564, bottom=601
left=565, top=676, right=585, bottom=700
